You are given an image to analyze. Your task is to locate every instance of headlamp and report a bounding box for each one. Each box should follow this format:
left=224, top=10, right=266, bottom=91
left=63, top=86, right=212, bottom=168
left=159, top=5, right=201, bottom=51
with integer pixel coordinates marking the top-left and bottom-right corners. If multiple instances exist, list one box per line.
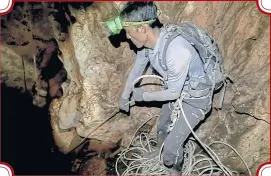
left=104, top=16, right=156, bottom=35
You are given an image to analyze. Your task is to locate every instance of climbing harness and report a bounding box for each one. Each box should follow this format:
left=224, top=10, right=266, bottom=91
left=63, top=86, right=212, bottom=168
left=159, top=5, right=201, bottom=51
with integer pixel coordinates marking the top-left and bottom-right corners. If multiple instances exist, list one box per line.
left=167, top=93, right=185, bottom=133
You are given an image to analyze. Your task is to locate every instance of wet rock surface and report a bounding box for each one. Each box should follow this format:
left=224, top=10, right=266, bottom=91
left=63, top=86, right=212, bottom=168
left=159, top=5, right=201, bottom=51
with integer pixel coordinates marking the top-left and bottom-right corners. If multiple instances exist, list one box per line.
left=1, top=2, right=269, bottom=175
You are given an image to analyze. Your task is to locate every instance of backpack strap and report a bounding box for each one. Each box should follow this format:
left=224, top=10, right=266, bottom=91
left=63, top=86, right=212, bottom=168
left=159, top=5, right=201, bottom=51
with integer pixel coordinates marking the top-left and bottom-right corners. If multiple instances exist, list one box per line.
left=159, top=30, right=181, bottom=72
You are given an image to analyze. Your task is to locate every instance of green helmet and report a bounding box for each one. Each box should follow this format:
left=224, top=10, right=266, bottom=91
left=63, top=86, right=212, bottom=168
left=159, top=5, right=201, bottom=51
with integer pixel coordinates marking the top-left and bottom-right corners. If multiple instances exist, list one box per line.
left=104, top=16, right=156, bottom=35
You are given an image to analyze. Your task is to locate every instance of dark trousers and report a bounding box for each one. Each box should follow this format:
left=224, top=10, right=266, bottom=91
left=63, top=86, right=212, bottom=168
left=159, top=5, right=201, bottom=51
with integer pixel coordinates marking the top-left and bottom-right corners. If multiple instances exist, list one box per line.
left=157, top=101, right=206, bottom=167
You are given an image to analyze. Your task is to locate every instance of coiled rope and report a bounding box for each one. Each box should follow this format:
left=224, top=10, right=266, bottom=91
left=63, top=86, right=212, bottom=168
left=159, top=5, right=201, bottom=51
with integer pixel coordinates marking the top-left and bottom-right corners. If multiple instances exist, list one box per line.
left=116, top=75, right=251, bottom=176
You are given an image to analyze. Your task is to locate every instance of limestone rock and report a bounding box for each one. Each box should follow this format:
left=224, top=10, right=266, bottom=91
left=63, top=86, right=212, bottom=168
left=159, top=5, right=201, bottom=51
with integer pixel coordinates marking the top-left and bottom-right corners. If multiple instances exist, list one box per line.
left=58, top=93, right=82, bottom=129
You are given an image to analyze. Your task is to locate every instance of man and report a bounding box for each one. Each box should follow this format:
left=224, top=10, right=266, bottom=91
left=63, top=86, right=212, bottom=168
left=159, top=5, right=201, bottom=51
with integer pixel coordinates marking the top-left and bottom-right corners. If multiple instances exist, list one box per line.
left=105, top=2, right=214, bottom=168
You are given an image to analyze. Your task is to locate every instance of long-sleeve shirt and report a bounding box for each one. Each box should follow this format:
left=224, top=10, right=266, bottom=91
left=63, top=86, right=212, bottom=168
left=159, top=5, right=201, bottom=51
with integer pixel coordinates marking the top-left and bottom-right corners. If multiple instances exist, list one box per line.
left=121, top=27, right=206, bottom=102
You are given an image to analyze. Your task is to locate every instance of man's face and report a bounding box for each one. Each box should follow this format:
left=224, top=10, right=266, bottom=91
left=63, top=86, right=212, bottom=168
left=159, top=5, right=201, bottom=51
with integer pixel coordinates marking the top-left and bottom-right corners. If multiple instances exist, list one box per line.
left=125, top=26, right=147, bottom=49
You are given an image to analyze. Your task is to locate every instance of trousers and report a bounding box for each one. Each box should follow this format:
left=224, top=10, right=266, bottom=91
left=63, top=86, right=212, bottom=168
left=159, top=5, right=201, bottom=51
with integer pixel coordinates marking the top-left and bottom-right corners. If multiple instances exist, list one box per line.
left=157, top=100, right=207, bottom=167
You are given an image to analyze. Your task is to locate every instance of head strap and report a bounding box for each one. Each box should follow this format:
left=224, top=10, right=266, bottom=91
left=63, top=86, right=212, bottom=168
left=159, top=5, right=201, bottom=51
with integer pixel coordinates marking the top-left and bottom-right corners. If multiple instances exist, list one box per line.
left=122, top=19, right=156, bottom=27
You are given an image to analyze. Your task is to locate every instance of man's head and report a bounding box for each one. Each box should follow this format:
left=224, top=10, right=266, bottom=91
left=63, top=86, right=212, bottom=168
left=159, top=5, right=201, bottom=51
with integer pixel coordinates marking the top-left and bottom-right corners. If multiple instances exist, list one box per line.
left=120, top=2, right=159, bottom=49
left=104, top=2, right=161, bottom=49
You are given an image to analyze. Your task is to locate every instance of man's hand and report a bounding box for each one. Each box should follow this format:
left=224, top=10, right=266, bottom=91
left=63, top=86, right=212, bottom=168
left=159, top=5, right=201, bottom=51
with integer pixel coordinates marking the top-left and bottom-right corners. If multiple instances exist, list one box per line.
left=119, top=97, right=130, bottom=113
left=132, top=88, right=145, bottom=102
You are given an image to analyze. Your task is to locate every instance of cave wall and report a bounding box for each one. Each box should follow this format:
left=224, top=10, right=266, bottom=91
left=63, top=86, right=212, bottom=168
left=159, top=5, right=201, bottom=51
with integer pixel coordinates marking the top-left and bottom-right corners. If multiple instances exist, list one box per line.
left=1, top=2, right=68, bottom=107
left=1, top=3, right=54, bottom=90
left=1, top=2, right=269, bottom=174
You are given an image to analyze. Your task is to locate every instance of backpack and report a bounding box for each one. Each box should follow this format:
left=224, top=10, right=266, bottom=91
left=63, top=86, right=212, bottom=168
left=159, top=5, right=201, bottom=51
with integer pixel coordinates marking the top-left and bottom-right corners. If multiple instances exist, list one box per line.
left=157, top=23, right=229, bottom=109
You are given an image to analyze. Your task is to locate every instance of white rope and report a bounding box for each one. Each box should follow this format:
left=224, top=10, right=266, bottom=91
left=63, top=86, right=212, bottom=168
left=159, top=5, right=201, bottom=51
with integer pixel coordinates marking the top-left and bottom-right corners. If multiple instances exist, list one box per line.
left=131, top=75, right=165, bottom=92
left=116, top=75, right=251, bottom=176
left=125, top=75, right=165, bottom=105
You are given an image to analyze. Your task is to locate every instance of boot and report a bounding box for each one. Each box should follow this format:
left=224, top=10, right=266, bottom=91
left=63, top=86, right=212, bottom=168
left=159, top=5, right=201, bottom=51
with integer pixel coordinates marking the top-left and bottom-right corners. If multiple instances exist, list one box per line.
left=162, top=144, right=185, bottom=169
left=174, top=157, right=184, bottom=171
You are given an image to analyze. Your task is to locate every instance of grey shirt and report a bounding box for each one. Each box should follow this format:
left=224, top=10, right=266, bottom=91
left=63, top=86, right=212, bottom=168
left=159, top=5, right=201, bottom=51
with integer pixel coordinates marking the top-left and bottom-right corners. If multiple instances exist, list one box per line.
left=122, top=27, right=206, bottom=102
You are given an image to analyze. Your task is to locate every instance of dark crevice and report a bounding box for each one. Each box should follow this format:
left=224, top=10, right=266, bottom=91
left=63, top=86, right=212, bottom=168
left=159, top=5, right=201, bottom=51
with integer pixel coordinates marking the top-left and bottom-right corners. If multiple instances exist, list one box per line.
left=21, top=20, right=28, bottom=25
left=33, top=35, right=56, bottom=44
left=6, top=41, right=17, bottom=45
left=32, top=38, right=67, bottom=103
left=6, top=41, right=29, bottom=46
left=40, top=50, right=64, bottom=80
left=1, top=84, right=74, bottom=175
left=233, top=107, right=270, bottom=125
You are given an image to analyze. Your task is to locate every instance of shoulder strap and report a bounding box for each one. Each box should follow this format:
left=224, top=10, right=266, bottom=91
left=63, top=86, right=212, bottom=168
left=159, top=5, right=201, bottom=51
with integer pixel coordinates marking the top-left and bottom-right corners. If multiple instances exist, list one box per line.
left=158, top=24, right=201, bottom=72
left=160, top=31, right=181, bottom=71
left=157, top=25, right=181, bottom=72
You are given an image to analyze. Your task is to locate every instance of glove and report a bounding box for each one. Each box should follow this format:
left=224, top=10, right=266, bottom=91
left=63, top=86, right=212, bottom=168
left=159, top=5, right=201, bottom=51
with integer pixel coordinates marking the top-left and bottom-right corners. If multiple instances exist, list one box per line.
left=132, top=88, right=145, bottom=102
left=119, top=97, right=130, bottom=113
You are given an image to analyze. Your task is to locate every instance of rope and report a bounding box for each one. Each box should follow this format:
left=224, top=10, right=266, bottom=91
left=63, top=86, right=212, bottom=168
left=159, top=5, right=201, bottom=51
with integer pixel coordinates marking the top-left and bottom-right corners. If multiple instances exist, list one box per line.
left=115, top=117, right=171, bottom=175
left=179, top=96, right=251, bottom=176
left=68, top=109, right=120, bottom=153
left=125, top=74, right=165, bottom=105
left=68, top=75, right=163, bottom=152
left=115, top=75, right=251, bottom=176
left=131, top=75, right=164, bottom=92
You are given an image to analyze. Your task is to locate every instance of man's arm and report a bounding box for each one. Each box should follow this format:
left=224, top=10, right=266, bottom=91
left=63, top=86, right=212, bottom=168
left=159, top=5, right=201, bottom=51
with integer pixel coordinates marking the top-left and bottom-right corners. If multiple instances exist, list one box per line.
left=143, top=46, right=192, bottom=101
left=122, top=49, right=149, bottom=99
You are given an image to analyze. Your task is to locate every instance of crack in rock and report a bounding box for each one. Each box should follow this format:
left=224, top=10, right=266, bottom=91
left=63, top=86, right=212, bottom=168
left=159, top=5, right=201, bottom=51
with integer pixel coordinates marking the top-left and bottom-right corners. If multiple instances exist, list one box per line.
left=232, top=105, right=270, bottom=125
